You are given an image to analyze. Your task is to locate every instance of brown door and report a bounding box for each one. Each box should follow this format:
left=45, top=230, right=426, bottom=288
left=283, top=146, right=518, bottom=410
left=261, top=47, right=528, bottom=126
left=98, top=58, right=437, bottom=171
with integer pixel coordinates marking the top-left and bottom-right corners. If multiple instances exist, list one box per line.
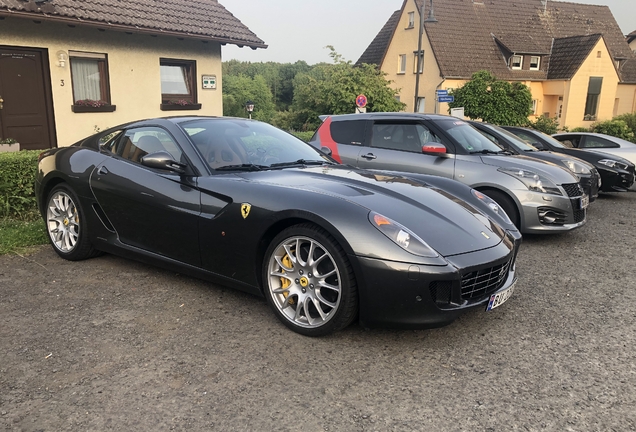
left=0, top=47, right=55, bottom=150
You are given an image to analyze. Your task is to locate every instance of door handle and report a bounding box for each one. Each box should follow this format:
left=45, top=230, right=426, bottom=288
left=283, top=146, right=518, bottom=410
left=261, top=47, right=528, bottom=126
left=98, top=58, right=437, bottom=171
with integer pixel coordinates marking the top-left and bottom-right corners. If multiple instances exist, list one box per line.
left=0, top=96, right=3, bottom=110
left=97, top=166, right=109, bottom=175
left=361, top=153, right=377, bottom=160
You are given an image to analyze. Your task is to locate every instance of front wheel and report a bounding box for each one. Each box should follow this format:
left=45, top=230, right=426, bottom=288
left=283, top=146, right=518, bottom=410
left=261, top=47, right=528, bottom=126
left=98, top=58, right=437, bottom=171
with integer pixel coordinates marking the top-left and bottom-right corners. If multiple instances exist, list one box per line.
left=45, top=184, right=99, bottom=261
left=263, top=224, right=358, bottom=336
left=483, top=190, right=520, bottom=229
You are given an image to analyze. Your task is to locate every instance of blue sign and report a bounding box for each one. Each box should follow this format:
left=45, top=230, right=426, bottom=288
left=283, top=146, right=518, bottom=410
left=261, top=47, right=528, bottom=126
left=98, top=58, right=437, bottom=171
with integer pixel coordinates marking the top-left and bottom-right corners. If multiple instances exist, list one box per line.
left=438, top=95, right=455, bottom=103
left=436, top=89, right=448, bottom=97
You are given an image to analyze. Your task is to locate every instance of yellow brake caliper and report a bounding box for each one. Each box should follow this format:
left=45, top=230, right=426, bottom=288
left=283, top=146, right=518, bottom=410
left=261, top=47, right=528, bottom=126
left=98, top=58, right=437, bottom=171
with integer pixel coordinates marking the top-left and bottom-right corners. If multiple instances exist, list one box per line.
left=280, top=254, right=295, bottom=305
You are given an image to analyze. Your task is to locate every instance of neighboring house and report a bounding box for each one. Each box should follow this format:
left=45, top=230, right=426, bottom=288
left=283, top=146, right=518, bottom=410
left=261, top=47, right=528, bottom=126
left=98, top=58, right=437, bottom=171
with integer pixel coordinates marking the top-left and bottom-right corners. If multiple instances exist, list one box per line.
left=628, top=31, right=636, bottom=53
left=0, top=0, right=265, bottom=150
left=358, top=0, right=636, bottom=129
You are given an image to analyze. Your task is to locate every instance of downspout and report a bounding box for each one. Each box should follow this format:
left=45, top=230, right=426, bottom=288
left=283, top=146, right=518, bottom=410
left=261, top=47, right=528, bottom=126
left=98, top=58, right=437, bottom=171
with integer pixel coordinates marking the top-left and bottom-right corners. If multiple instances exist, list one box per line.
left=435, top=78, right=446, bottom=114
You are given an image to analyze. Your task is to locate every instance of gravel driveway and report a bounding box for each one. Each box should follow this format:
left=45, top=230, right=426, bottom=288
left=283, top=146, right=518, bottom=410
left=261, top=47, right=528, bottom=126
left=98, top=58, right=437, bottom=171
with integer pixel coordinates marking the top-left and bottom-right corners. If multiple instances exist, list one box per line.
left=1, top=193, right=635, bottom=431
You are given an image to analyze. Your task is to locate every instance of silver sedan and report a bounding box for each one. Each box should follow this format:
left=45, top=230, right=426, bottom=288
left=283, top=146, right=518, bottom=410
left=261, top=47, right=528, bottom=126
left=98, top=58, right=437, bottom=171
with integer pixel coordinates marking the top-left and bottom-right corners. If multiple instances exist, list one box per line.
left=552, top=132, right=636, bottom=167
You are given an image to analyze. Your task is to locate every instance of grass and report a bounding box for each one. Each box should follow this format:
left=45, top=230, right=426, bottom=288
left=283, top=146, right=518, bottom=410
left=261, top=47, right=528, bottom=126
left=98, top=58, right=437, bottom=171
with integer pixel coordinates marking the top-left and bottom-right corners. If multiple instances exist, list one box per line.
left=0, top=217, right=48, bottom=255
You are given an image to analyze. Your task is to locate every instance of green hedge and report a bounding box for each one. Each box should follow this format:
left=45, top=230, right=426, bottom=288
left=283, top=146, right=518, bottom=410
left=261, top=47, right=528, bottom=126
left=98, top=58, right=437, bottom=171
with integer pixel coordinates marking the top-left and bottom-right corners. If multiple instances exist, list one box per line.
left=289, top=131, right=315, bottom=142
left=0, top=150, right=41, bottom=219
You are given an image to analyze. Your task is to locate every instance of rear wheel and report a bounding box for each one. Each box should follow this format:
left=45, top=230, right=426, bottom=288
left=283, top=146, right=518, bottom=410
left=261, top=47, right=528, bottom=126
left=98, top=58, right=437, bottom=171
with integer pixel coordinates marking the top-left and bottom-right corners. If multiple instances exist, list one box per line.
left=482, top=190, right=520, bottom=229
left=263, top=224, right=358, bottom=336
left=46, top=184, right=99, bottom=261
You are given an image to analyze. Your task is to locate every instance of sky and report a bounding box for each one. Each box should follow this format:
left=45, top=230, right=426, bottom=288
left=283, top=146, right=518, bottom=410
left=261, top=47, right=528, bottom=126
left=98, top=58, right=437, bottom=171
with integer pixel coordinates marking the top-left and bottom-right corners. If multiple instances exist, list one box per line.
left=219, top=0, right=636, bottom=66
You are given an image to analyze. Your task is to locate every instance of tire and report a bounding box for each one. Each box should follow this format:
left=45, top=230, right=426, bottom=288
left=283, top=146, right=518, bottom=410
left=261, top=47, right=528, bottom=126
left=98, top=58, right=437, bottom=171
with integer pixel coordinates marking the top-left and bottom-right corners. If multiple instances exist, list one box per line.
left=45, top=184, right=100, bottom=261
left=262, top=223, right=358, bottom=336
left=482, top=190, right=520, bottom=229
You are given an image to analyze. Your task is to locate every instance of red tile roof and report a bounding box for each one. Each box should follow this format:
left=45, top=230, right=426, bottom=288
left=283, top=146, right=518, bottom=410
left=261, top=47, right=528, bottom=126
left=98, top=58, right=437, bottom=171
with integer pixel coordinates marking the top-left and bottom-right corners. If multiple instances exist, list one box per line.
left=0, top=0, right=266, bottom=48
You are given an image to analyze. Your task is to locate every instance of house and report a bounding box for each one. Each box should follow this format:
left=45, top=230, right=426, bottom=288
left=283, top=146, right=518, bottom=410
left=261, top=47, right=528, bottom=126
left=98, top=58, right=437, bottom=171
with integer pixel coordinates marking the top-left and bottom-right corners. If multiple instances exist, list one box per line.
left=357, top=0, right=636, bottom=128
left=0, top=0, right=265, bottom=150
left=628, top=31, right=636, bottom=53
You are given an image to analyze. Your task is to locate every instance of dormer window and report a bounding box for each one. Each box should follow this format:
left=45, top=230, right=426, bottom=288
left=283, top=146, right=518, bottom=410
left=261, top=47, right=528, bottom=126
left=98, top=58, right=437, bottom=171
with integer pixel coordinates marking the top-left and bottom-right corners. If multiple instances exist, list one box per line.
left=510, top=55, right=523, bottom=70
left=530, top=56, right=540, bottom=70
left=407, top=12, right=415, bottom=29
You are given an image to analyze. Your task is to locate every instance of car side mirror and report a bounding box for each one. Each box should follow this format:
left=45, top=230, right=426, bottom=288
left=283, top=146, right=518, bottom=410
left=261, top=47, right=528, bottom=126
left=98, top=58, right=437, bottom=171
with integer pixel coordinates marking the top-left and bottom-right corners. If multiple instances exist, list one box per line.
left=422, top=143, right=447, bottom=155
left=141, top=151, right=187, bottom=174
left=320, top=146, right=333, bottom=156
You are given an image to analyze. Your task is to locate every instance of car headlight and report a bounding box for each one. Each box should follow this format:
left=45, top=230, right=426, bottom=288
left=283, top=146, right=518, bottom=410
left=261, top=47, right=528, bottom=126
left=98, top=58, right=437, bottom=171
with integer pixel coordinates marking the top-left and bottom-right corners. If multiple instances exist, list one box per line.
left=562, top=160, right=591, bottom=175
left=471, top=190, right=512, bottom=225
left=498, top=167, right=562, bottom=196
left=369, top=212, right=439, bottom=257
left=598, top=159, right=629, bottom=171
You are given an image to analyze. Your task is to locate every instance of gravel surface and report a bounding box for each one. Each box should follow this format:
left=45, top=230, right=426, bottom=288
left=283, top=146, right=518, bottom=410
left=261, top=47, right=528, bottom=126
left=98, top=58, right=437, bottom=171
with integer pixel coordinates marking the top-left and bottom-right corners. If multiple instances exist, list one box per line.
left=1, top=193, right=635, bottom=431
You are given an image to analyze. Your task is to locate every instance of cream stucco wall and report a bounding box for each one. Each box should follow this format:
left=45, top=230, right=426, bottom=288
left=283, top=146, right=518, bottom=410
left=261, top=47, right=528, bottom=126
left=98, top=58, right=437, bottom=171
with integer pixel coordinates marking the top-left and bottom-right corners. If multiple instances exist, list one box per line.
left=380, top=0, right=442, bottom=113
left=616, top=84, right=636, bottom=115
left=1, top=17, right=223, bottom=146
left=561, top=39, right=619, bottom=129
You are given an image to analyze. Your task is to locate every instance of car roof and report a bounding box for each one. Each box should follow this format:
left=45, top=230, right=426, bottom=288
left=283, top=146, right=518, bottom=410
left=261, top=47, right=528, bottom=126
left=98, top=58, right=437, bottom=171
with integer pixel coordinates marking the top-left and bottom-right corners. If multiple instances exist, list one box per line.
left=325, top=112, right=460, bottom=122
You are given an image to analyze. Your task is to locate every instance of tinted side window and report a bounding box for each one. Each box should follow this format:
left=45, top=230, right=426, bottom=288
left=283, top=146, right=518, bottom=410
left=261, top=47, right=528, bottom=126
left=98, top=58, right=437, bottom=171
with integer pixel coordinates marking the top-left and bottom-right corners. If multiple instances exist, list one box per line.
left=581, top=136, right=619, bottom=148
left=115, top=127, right=183, bottom=164
left=330, top=120, right=365, bottom=145
left=370, top=123, right=442, bottom=153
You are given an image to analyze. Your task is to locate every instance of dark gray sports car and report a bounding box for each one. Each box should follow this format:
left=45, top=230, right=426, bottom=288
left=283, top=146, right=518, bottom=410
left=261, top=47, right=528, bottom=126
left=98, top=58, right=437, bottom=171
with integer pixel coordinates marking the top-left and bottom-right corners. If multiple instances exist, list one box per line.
left=35, top=117, right=521, bottom=336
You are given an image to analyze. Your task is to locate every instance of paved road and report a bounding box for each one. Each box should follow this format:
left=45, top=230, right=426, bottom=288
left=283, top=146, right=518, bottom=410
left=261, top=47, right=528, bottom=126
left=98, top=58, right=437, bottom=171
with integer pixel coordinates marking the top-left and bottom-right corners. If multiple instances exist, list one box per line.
left=1, top=193, right=635, bottom=431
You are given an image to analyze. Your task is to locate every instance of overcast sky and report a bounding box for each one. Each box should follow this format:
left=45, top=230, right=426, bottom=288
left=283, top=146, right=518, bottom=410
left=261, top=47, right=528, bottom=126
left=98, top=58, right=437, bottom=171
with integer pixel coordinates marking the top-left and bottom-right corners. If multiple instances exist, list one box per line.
left=219, top=0, right=636, bottom=65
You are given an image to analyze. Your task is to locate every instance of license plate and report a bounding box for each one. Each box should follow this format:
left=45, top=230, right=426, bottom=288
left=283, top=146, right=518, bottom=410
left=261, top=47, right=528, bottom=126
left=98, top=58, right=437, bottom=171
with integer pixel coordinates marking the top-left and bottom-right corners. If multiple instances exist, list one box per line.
left=579, top=194, right=589, bottom=210
left=486, top=283, right=515, bottom=311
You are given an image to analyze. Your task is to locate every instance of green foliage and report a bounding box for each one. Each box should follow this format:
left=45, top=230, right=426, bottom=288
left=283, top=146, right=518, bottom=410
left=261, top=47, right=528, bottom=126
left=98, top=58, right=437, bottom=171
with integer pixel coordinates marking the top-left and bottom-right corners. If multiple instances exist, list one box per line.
left=448, top=70, right=533, bottom=126
left=222, top=74, right=277, bottom=122
left=571, top=127, right=591, bottom=133
left=0, top=137, right=17, bottom=144
left=289, top=46, right=405, bottom=130
left=0, top=150, right=40, bottom=219
left=0, top=218, right=47, bottom=255
left=289, top=131, right=315, bottom=142
left=530, top=116, right=560, bottom=135
left=613, top=112, right=636, bottom=138
left=590, top=119, right=636, bottom=143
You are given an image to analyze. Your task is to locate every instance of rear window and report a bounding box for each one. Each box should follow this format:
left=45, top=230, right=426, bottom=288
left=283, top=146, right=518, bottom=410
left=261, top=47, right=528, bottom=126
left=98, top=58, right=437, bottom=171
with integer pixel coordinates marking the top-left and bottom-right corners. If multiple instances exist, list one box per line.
left=330, top=120, right=365, bottom=145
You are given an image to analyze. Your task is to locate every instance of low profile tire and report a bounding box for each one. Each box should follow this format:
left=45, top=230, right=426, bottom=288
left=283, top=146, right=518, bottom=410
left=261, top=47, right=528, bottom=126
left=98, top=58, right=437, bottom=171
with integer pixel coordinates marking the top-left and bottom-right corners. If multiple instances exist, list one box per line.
left=45, top=184, right=99, bottom=261
left=483, top=190, right=520, bottom=229
left=263, top=223, right=358, bottom=336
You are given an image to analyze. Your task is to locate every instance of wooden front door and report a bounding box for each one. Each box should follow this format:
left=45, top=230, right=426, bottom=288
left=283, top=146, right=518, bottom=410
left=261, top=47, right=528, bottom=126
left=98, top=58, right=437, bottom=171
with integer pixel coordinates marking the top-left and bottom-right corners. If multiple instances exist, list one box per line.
left=0, top=46, right=55, bottom=150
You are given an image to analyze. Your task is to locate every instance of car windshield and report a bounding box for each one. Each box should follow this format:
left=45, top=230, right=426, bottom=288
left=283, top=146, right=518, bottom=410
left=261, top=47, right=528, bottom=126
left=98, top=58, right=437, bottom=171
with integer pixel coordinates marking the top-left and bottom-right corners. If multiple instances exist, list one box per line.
left=435, top=119, right=505, bottom=154
left=180, top=119, right=332, bottom=170
left=486, top=125, right=539, bottom=151
left=530, top=130, right=568, bottom=149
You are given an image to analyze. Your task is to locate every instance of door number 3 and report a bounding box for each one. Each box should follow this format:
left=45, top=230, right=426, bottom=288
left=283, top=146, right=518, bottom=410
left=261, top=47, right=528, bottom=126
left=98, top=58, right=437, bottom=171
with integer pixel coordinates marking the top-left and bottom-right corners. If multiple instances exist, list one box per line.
left=60, top=79, right=65, bottom=87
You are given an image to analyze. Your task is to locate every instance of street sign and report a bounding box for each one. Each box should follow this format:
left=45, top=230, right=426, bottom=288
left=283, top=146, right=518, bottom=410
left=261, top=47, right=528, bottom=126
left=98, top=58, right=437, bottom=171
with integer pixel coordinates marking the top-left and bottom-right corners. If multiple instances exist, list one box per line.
left=356, top=94, right=368, bottom=108
left=438, top=95, right=455, bottom=103
left=436, top=89, right=448, bottom=97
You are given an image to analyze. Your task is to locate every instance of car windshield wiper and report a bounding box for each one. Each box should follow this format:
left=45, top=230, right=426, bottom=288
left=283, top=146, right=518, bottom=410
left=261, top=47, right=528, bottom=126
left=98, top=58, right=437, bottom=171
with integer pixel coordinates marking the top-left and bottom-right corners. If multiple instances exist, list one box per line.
left=269, top=159, right=331, bottom=168
left=469, top=149, right=511, bottom=155
left=215, top=163, right=267, bottom=171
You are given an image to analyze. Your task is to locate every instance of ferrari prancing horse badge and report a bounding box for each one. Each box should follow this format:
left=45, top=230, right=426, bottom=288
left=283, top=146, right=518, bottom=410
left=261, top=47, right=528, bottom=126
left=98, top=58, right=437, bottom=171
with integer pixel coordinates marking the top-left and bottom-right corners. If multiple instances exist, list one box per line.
left=241, top=203, right=251, bottom=219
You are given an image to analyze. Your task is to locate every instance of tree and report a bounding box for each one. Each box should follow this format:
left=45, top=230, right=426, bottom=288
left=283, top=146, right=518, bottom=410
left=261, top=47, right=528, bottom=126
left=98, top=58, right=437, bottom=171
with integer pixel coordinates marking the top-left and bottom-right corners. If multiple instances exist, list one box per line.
left=448, top=70, right=533, bottom=126
left=289, top=46, right=405, bottom=130
left=222, top=74, right=276, bottom=122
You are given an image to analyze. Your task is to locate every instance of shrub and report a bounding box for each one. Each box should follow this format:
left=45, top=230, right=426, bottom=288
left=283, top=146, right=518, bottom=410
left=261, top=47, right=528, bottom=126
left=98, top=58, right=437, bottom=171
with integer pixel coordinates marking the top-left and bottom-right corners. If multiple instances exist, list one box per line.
left=613, top=113, right=636, bottom=138
left=0, top=150, right=41, bottom=219
left=590, top=119, right=636, bottom=143
left=289, top=131, right=315, bottom=142
left=530, top=116, right=559, bottom=135
left=571, top=127, right=591, bottom=133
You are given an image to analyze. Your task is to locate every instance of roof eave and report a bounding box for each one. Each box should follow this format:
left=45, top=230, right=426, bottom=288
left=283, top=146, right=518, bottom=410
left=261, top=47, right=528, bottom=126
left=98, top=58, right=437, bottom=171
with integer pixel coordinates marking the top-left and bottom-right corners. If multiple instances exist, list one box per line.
left=0, top=9, right=267, bottom=49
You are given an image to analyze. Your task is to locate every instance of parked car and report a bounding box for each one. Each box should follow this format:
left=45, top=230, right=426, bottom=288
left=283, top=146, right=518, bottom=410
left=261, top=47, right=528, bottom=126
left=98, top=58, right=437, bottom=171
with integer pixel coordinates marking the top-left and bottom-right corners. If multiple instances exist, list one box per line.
left=469, top=121, right=599, bottom=202
left=310, top=113, right=588, bottom=234
left=504, top=127, right=635, bottom=193
left=552, top=132, right=636, bottom=168
left=35, top=116, right=521, bottom=336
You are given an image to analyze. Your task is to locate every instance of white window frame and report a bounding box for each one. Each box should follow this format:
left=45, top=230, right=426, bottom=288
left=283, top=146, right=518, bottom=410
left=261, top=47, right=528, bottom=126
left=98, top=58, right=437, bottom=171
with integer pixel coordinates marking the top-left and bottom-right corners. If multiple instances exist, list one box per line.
left=407, top=12, right=415, bottom=29
left=510, top=55, right=523, bottom=70
left=530, top=56, right=540, bottom=71
left=532, top=99, right=538, bottom=115
left=417, top=97, right=426, bottom=113
left=413, top=51, right=424, bottom=74
left=398, top=54, right=407, bottom=74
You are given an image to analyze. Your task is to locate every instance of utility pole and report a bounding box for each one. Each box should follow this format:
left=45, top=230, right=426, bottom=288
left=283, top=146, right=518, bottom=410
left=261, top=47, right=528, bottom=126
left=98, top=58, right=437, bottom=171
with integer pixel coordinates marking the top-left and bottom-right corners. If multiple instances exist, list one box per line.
left=413, top=0, right=438, bottom=113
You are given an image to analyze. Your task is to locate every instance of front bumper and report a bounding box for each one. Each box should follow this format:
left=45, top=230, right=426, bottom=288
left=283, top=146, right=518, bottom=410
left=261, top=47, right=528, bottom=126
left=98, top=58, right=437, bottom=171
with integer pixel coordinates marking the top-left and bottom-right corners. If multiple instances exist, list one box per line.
left=514, top=183, right=587, bottom=234
left=598, top=167, right=635, bottom=192
left=352, top=231, right=521, bottom=329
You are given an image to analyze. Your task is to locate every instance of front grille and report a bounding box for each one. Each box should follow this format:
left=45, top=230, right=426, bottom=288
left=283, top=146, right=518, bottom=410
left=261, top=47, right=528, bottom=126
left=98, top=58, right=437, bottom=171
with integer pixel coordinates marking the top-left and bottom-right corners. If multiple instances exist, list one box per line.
left=429, top=281, right=452, bottom=305
left=562, top=183, right=583, bottom=198
left=573, top=208, right=586, bottom=223
left=580, top=172, right=599, bottom=198
left=460, top=259, right=511, bottom=300
left=538, top=207, right=567, bottom=225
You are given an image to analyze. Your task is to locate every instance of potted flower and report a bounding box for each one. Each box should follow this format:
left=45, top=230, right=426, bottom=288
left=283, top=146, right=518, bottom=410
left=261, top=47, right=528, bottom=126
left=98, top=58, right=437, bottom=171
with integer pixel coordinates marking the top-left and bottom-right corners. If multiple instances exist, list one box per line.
left=0, top=137, right=19, bottom=153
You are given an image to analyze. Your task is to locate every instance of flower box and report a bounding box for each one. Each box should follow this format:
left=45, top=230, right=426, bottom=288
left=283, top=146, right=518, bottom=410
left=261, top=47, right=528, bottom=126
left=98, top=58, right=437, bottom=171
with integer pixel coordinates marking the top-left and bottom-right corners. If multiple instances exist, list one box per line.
left=72, top=104, right=117, bottom=113
left=0, top=143, right=20, bottom=153
left=160, top=103, right=202, bottom=111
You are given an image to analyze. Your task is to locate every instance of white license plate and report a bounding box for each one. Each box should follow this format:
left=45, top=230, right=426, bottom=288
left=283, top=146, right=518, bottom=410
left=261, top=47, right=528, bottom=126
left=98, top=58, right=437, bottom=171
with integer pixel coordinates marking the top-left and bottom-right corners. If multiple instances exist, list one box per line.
left=486, top=283, right=515, bottom=311
left=579, top=195, right=589, bottom=210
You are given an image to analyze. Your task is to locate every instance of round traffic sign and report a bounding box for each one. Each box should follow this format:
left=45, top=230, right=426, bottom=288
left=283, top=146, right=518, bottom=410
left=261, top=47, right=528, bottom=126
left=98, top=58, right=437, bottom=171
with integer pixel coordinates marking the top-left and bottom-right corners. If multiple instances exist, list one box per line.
left=356, top=94, right=368, bottom=108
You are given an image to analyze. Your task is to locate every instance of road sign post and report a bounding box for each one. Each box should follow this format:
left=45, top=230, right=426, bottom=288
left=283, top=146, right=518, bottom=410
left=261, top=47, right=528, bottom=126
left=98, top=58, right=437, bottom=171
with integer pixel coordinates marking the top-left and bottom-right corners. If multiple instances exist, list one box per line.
left=355, top=94, right=368, bottom=114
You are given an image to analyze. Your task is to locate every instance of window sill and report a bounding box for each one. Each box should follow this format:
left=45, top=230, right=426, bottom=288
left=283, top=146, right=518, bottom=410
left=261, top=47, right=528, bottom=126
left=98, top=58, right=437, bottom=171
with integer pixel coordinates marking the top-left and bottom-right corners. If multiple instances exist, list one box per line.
left=397, top=72, right=406, bottom=75
left=72, top=104, right=116, bottom=113
left=405, top=26, right=414, bottom=30
left=160, top=103, right=202, bottom=111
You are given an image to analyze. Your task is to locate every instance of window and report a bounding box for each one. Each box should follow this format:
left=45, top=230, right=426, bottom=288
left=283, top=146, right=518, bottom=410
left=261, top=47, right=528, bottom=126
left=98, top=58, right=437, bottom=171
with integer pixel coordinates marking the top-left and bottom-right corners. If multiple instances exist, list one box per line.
left=370, top=123, right=441, bottom=152
left=510, top=55, right=523, bottom=70
left=580, top=136, right=619, bottom=149
left=69, top=51, right=115, bottom=112
left=330, top=120, right=366, bottom=145
left=398, top=55, right=407, bottom=74
left=531, top=99, right=538, bottom=115
left=584, top=77, right=603, bottom=121
left=413, top=51, right=424, bottom=74
left=114, top=127, right=183, bottom=164
left=416, top=97, right=426, bottom=113
left=407, top=12, right=415, bottom=28
left=530, top=56, right=540, bottom=70
left=160, top=58, right=201, bottom=110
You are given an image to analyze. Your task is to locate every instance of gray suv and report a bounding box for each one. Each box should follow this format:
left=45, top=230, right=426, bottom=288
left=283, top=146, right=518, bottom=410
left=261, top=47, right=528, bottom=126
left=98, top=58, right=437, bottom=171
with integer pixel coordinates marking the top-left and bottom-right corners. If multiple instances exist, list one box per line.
left=310, top=113, right=587, bottom=234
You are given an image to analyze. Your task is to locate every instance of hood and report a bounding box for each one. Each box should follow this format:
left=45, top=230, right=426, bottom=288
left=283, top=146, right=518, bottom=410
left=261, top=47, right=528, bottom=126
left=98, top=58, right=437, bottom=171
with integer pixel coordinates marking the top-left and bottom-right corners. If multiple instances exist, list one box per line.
left=479, top=154, right=579, bottom=184
left=524, top=151, right=595, bottom=171
left=238, top=166, right=507, bottom=257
